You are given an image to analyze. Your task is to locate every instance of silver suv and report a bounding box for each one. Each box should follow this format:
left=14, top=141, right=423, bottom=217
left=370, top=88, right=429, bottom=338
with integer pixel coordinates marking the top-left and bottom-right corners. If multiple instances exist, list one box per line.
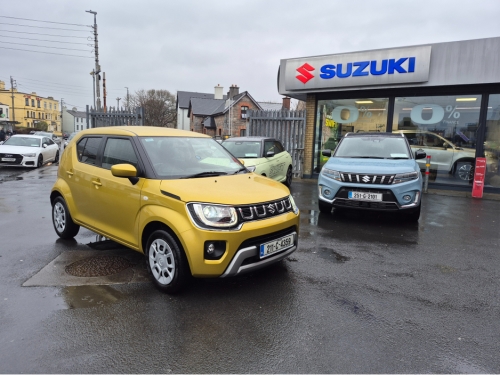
left=396, top=130, right=475, bottom=181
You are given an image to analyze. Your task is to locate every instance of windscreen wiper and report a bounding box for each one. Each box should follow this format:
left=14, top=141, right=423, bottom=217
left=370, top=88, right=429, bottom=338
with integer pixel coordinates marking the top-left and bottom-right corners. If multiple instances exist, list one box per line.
left=352, top=156, right=385, bottom=159
left=181, top=171, right=228, bottom=179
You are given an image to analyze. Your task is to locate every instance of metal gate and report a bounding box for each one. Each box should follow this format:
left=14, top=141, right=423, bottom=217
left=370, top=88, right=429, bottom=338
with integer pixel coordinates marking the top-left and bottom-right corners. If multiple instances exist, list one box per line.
left=247, top=109, right=306, bottom=177
left=86, top=105, right=144, bottom=128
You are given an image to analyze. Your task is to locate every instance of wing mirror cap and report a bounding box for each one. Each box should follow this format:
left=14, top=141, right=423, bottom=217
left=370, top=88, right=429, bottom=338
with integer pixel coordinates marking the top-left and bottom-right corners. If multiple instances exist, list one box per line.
left=111, top=163, right=137, bottom=178
left=415, top=149, right=427, bottom=160
left=266, top=151, right=275, bottom=157
left=321, top=149, right=332, bottom=157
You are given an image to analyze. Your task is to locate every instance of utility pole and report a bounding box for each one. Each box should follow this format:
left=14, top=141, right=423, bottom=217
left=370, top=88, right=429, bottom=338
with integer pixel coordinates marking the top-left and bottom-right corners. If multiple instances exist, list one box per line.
left=90, top=69, right=96, bottom=108
left=86, top=10, right=101, bottom=109
left=103, top=72, right=107, bottom=112
left=116, top=97, right=121, bottom=108
left=60, top=98, right=64, bottom=134
left=125, top=87, right=129, bottom=110
left=10, top=76, right=16, bottom=127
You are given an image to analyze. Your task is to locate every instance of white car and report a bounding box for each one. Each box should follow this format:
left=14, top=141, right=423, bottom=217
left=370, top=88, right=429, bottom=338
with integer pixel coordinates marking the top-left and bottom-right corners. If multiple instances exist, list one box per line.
left=0, top=134, right=59, bottom=168
left=222, top=137, right=293, bottom=186
left=396, top=130, right=476, bottom=181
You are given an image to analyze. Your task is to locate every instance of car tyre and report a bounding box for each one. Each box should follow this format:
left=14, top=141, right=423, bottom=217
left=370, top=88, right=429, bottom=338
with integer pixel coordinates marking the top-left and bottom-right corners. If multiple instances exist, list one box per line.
left=54, top=151, right=59, bottom=163
left=318, top=200, right=332, bottom=214
left=145, top=229, right=190, bottom=294
left=404, top=205, right=421, bottom=222
left=52, top=196, right=80, bottom=239
left=284, top=166, right=293, bottom=187
left=455, top=162, right=474, bottom=181
left=37, top=154, right=43, bottom=168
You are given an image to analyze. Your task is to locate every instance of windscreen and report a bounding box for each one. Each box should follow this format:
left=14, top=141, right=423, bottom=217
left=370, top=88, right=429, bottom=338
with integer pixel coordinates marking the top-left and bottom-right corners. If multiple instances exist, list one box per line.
left=140, top=136, right=246, bottom=179
left=335, top=137, right=411, bottom=159
left=3, top=137, right=41, bottom=147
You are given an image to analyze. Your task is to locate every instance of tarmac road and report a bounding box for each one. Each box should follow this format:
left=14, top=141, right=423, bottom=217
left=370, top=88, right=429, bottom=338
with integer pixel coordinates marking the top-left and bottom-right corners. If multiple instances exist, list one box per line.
left=0, top=164, right=499, bottom=373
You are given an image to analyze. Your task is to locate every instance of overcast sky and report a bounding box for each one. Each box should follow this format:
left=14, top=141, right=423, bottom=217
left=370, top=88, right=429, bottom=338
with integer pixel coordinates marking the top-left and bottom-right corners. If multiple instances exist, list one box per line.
left=1, top=0, right=500, bottom=111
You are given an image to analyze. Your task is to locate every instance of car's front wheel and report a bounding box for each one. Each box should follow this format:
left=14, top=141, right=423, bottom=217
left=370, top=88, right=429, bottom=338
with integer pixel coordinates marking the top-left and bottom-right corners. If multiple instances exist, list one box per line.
left=404, top=205, right=421, bottom=222
left=54, top=151, right=59, bottom=163
left=36, top=154, right=43, bottom=168
left=455, top=162, right=474, bottom=181
left=284, top=166, right=293, bottom=187
left=52, top=196, right=80, bottom=239
left=145, top=229, right=190, bottom=294
left=318, top=200, right=332, bottom=214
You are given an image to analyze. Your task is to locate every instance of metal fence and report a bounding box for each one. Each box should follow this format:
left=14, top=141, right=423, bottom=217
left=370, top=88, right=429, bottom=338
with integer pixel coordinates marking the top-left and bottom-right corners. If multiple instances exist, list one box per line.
left=86, top=105, right=144, bottom=128
left=247, top=109, right=306, bottom=178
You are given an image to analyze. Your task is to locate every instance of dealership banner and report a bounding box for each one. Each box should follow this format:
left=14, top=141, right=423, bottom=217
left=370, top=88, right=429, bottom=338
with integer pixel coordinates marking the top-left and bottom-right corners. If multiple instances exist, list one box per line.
left=284, top=46, right=431, bottom=91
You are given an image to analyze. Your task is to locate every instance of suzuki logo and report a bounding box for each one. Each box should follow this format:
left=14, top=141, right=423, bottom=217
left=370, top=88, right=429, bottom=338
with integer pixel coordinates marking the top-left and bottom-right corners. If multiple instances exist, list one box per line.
left=296, top=63, right=315, bottom=84
left=267, top=204, right=276, bottom=214
left=362, top=175, right=371, bottom=183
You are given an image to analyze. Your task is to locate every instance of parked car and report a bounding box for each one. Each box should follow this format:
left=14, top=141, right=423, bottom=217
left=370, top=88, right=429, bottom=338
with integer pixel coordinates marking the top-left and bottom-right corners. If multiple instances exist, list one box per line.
left=0, top=134, right=59, bottom=168
left=396, top=130, right=476, bottom=181
left=222, top=137, right=293, bottom=186
left=64, top=132, right=77, bottom=148
left=50, top=126, right=300, bottom=293
left=34, top=131, right=61, bottom=145
left=318, top=132, right=426, bottom=221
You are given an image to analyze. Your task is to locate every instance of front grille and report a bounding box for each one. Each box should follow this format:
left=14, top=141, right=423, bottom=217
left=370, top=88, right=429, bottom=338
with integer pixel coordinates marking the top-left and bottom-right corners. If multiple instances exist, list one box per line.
left=0, top=153, right=23, bottom=165
left=236, top=197, right=294, bottom=223
left=340, top=172, right=395, bottom=185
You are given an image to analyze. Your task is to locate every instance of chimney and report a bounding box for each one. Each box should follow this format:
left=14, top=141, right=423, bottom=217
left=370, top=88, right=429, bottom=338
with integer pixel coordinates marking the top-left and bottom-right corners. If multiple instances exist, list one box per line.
left=214, top=84, right=223, bottom=100
left=282, top=97, right=291, bottom=110
left=0, top=80, right=5, bottom=90
left=229, top=84, right=239, bottom=100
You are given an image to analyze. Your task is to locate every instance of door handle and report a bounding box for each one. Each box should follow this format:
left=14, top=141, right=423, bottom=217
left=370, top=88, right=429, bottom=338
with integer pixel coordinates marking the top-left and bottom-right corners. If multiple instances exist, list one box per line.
left=66, top=170, right=74, bottom=177
left=92, top=179, right=102, bottom=187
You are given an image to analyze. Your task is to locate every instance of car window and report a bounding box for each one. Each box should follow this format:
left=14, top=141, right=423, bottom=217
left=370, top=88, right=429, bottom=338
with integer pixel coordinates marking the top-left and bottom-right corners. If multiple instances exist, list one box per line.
left=102, top=138, right=138, bottom=170
left=3, top=137, right=40, bottom=147
left=42, top=137, right=50, bottom=146
left=264, top=141, right=275, bottom=155
left=222, top=141, right=261, bottom=158
left=46, top=138, right=55, bottom=146
left=77, top=137, right=102, bottom=166
left=335, top=137, right=411, bottom=159
left=274, top=141, right=285, bottom=154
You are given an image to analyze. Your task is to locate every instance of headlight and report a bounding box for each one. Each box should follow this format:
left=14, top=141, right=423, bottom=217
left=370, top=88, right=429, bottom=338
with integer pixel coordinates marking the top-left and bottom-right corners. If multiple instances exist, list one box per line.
left=246, top=166, right=256, bottom=172
left=190, top=203, right=238, bottom=228
left=321, top=168, right=341, bottom=181
left=393, top=171, right=418, bottom=184
left=22, top=153, right=36, bottom=157
left=289, top=195, right=299, bottom=215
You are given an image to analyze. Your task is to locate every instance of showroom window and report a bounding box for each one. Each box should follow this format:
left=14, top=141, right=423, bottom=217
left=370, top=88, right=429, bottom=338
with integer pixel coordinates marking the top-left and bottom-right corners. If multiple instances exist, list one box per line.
left=485, top=94, right=500, bottom=188
left=393, top=95, right=481, bottom=186
left=314, top=98, right=389, bottom=172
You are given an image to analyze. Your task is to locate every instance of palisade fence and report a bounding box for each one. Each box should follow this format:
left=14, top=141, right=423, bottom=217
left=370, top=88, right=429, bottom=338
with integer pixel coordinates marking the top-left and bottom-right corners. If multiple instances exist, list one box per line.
left=86, top=105, right=144, bottom=127
left=247, top=109, right=306, bottom=178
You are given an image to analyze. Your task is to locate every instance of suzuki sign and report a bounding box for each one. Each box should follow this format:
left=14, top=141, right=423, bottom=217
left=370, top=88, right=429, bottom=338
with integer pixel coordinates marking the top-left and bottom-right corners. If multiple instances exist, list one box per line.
left=284, top=46, right=431, bottom=91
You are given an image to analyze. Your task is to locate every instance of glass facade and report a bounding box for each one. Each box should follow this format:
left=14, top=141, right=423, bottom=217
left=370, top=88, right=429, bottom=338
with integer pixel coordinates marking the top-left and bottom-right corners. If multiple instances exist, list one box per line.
left=485, top=95, right=500, bottom=188
left=314, top=98, right=389, bottom=173
left=315, top=93, right=500, bottom=189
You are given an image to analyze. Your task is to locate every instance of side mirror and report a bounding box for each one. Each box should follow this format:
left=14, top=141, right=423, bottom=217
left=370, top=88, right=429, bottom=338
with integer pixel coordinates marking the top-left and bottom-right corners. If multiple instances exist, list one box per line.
left=111, top=163, right=139, bottom=185
left=321, top=149, right=332, bottom=157
left=238, top=159, right=245, bottom=165
left=414, top=149, right=426, bottom=160
left=42, top=143, right=47, bottom=148
left=266, top=151, right=275, bottom=157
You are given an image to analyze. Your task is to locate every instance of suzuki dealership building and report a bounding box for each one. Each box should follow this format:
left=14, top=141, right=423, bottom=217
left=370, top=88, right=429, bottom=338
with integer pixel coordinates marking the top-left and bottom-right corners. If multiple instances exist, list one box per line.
left=278, top=36, right=500, bottom=192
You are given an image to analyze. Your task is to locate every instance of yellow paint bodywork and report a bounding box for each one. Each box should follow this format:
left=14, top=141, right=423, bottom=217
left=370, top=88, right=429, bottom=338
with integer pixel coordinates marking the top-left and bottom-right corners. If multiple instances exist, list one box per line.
left=51, top=126, right=300, bottom=278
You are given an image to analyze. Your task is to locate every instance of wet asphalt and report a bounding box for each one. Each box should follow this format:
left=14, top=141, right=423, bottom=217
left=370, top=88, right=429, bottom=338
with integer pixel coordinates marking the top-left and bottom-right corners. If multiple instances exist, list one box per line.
left=0, top=164, right=499, bottom=373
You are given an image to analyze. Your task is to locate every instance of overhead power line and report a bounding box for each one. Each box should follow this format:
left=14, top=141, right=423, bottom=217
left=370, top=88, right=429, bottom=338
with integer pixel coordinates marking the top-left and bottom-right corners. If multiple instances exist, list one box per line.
left=0, top=22, right=91, bottom=32
left=0, top=40, right=92, bottom=52
left=3, top=47, right=92, bottom=58
left=0, top=15, right=89, bottom=27
left=0, top=34, right=90, bottom=45
left=1, top=30, right=89, bottom=38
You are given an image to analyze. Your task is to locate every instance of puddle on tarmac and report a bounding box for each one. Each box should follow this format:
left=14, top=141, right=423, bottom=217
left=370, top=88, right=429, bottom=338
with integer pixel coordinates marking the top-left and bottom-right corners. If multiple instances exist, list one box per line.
left=316, top=247, right=350, bottom=263
left=60, top=285, right=123, bottom=309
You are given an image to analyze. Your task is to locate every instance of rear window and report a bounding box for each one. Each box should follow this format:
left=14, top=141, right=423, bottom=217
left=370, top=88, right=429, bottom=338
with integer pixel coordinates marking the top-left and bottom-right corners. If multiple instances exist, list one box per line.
left=77, top=137, right=103, bottom=166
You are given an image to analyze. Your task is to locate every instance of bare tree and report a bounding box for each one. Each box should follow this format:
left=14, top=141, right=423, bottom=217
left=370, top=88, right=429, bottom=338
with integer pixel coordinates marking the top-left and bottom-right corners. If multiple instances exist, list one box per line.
left=130, top=89, right=177, bottom=127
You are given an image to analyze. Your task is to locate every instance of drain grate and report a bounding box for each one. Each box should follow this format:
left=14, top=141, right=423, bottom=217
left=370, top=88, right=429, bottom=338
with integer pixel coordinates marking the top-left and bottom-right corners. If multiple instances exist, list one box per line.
left=65, top=255, right=133, bottom=277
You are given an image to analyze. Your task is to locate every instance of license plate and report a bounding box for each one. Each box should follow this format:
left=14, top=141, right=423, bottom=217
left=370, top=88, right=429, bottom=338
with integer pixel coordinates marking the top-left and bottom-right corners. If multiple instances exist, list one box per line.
left=1, top=158, right=15, bottom=162
left=348, top=191, right=383, bottom=201
left=260, top=233, right=294, bottom=259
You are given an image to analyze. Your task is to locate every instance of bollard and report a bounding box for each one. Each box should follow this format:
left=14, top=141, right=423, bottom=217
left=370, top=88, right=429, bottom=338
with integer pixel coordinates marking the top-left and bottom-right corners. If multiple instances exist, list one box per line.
left=472, top=157, right=486, bottom=198
left=423, top=155, right=431, bottom=193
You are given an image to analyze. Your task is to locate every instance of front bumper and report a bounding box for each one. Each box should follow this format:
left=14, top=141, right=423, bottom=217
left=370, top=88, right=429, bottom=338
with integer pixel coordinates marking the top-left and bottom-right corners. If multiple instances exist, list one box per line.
left=318, top=174, right=422, bottom=211
left=0, top=154, right=36, bottom=167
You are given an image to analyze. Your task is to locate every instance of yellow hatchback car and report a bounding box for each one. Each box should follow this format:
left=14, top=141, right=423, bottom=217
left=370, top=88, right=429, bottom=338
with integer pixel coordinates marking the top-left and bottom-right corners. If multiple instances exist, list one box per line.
left=50, top=126, right=300, bottom=293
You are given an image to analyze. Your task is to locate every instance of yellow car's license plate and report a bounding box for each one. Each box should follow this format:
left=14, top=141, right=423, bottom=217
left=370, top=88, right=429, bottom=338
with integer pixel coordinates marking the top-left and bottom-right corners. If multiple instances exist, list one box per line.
left=260, top=233, right=294, bottom=258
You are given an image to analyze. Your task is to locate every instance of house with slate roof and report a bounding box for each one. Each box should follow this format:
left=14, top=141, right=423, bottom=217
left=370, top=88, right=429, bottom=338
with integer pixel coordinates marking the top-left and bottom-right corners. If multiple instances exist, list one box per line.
left=177, top=85, right=290, bottom=138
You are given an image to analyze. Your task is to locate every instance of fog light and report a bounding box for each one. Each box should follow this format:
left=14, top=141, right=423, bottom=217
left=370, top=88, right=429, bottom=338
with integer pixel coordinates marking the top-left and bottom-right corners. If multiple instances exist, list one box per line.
left=403, top=195, right=412, bottom=201
left=323, top=189, right=331, bottom=197
left=204, top=241, right=226, bottom=260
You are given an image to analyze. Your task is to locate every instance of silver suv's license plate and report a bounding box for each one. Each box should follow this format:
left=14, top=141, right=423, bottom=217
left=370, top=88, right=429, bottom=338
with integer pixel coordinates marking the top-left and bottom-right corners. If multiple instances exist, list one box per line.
left=260, top=233, right=294, bottom=259
left=348, top=191, right=383, bottom=201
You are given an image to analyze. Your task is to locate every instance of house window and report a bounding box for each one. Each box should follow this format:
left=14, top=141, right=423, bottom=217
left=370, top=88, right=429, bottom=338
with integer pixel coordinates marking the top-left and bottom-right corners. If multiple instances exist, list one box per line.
left=218, top=128, right=222, bottom=136
left=241, top=106, right=249, bottom=119
left=25, top=98, right=29, bottom=106
left=37, top=100, right=41, bottom=108
left=44, top=102, right=47, bottom=109
left=240, top=129, right=246, bottom=136
left=50, top=103, right=52, bottom=109
left=27, top=110, right=30, bottom=117
left=31, top=99, right=35, bottom=107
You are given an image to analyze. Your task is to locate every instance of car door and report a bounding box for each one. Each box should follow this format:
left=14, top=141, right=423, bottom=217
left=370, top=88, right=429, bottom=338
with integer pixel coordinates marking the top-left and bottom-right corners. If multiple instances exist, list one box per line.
left=90, top=137, right=144, bottom=248
left=44, top=137, right=58, bottom=161
left=68, top=136, right=104, bottom=226
left=421, top=133, right=455, bottom=172
left=271, top=140, right=289, bottom=181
